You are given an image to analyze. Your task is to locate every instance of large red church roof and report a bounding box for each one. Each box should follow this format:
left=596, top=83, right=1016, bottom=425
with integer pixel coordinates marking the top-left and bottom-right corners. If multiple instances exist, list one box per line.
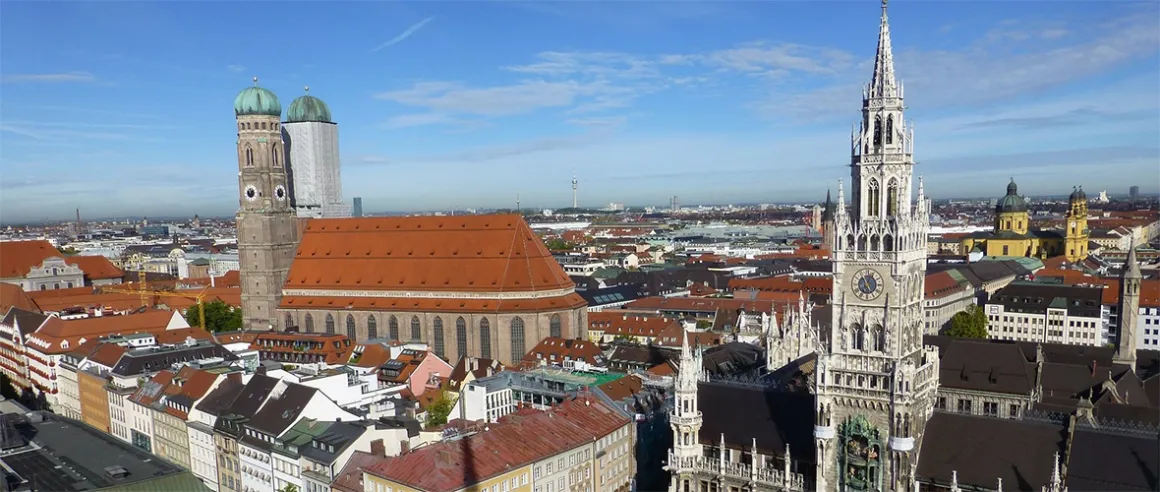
left=283, top=214, right=575, bottom=294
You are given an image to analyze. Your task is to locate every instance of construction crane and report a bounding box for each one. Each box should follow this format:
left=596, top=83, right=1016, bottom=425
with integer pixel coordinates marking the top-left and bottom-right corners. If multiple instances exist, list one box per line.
left=100, top=278, right=211, bottom=331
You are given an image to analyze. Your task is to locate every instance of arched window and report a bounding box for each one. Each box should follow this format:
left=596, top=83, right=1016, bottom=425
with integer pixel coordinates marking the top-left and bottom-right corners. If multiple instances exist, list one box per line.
left=271, top=144, right=280, bottom=167
left=887, top=178, right=899, bottom=216
left=885, top=115, right=894, bottom=145
left=245, top=145, right=254, bottom=167
left=883, top=234, right=894, bottom=252
left=284, top=313, right=293, bottom=330
left=410, top=316, right=421, bottom=341
left=52, top=268, right=58, bottom=276
left=873, top=115, right=882, bottom=147
left=346, top=315, right=356, bottom=339
left=549, top=314, right=562, bottom=338
left=511, top=317, right=526, bottom=361
left=870, top=235, right=880, bottom=251
left=456, top=317, right=468, bottom=359
left=367, top=316, right=378, bottom=339
left=847, top=234, right=856, bottom=250
left=432, top=318, right=445, bottom=358
left=867, top=178, right=881, bottom=217
left=388, top=316, right=399, bottom=341
left=873, top=324, right=885, bottom=352
left=852, top=323, right=864, bottom=351
left=305, top=314, right=315, bottom=333
left=479, top=318, right=492, bottom=359
left=325, top=314, right=335, bottom=334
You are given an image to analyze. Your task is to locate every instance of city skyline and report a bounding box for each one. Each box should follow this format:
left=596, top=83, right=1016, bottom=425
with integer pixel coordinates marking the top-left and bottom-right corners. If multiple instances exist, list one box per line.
left=1, top=1, right=1158, bottom=222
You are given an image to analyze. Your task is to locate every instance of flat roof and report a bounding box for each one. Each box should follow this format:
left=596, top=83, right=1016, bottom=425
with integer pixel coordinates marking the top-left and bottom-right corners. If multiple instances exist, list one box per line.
left=0, top=413, right=188, bottom=491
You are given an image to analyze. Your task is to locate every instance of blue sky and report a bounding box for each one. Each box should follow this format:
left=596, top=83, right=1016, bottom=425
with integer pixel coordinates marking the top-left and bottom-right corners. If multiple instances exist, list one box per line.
left=1, top=1, right=1158, bottom=222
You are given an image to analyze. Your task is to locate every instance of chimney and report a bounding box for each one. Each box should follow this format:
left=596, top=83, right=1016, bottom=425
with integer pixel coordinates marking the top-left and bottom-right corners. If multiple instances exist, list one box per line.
left=370, top=439, right=386, bottom=457
left=400, top=440, right=410, bottom=454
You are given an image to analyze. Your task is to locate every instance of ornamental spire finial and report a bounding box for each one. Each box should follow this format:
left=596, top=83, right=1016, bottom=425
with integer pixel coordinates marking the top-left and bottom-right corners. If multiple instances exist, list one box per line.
left=304, top=85, right=310, bottom=93
left=252, top=76, right=259, bottom=86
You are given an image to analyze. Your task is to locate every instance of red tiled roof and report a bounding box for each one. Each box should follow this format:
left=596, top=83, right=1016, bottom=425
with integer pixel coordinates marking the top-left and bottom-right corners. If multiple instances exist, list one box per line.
left=625, top=296, right=779, bottom=314
left=64, top=255, right=123, bottom=280
left=353, top=343, right=393, bottom=368
left=520, top=337, right=603, bottom=368
left=0, top=283, right=40, bottom=314
left=30, top=309, right=189, bottom=354
left=653, top=324, right=724, bottom=348
left=365, top=396, right=629, bottom=492
left=285, top=215, right=574, bottom=294
left=596, top=375, right=643, bottom=402
left=924, top=271, right=969, bottom=299
left=0, top=240, right=59, bottom=278
left=587, top=311, right=678, bottom=338
left=249, top=332, right=355, bottom=364
left=446, top=356, right=505, bottom=392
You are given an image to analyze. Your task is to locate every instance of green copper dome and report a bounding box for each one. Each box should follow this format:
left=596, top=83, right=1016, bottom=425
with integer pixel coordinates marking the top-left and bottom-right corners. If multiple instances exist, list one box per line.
left=286, top=87, right=333, bottom=123
left=996, top=178, right=1028, bottom=214
left=234, top=78, right=282, bottom=117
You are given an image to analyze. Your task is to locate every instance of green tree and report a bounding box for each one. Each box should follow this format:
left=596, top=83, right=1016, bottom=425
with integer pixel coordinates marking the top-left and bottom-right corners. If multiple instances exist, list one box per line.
left=946, top=305, right=989, bottom=339
left=277, top=485, right=299, bottom=492
left=695, top=319, right=713, bottom=329
left=60, top=246, right=79, bottom=255
left=424, top=390, right=455, bottom=428
left=184, top=299, right=243, bottom=332
left=545, top=239, right=573, bottom=251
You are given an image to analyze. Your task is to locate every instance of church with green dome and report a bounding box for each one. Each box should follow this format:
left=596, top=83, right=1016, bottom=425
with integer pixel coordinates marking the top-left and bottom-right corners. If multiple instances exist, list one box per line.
left=959, top=179, right=1090, bottom=261
left=279, top=86, right=351, bottom=219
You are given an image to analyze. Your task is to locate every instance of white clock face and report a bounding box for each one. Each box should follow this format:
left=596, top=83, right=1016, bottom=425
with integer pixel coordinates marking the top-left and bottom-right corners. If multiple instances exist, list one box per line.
left=852, top=268, right=885, bottom=301
left=244, top=185, right=258, bottom=201
left=275, top=185, right=287, bottom=201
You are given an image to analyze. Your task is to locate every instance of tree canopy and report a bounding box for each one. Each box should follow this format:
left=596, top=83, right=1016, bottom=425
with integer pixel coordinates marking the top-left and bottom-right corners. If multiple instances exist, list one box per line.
left=946, top=304, right=989, bottom=339
left=184, top=299, right=243, bottom=332
left=424, top=390, right=455, bottom=429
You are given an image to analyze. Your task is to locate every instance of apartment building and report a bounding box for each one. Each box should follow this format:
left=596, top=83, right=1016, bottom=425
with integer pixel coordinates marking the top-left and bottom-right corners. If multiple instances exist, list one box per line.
left=922, top=270, right=976, bottom=334
left=452, top=368, right=625, bottom=423
left=984, top=283, right=1106, bottom=346
left=216, top=375, right=280, bottom=492
left=363, top=395, right=633, bottom=492
left=190, top=374, right=247, bottom=491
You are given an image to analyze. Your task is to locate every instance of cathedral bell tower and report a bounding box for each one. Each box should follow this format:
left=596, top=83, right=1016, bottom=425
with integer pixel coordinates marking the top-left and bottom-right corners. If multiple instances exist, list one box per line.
left=1064, top=186, right=1089, bottom=262
left=666, top=332, right=704, bottom=492
left=234, top=77, right=298, bottom=330
left=816, top=1, right=940, bottom=490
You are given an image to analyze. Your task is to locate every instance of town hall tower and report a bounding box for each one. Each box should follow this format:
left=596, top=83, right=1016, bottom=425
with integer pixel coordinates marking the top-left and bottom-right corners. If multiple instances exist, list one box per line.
left=815, top=2, right=940, bottom=490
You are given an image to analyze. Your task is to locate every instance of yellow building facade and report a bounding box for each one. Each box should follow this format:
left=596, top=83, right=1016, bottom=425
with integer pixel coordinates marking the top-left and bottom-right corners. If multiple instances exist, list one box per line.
left=961, top=180, right=1089, bottom=262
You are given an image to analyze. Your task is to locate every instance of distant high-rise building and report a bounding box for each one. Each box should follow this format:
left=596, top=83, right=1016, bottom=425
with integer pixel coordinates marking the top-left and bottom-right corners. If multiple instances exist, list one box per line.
left=1130, top=185, right=1140, bottom=201
left=353, top=197, right=363, bottom=217
left=283, top=86, right=350, bottom=218
left=670, top=196, right=680, bottom=213
left=571, top=171, right=578, bottom=209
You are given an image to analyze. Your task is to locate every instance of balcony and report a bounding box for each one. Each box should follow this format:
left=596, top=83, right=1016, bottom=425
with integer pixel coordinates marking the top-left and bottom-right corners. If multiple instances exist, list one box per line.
left=670, top=412, right=701, bottom=426
left=668, top=453, right=806, bottom=491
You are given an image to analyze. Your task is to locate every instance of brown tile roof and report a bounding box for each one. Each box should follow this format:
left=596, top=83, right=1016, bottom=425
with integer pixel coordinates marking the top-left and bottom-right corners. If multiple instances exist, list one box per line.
left=520, top=336, right=603, bottom=368
left=588, top=311, right=679, bottom=338
left=596, top=374, right=644, bottom=402
left=249, top=332, right=355, bottom=364
left=284, top=215, right=574, bottom=294
left=924, top=271, right=969, bottom=299
left=365, top=396, right=629, bottom=492
left=333, top=451, right=381, bottom=492
left=0, top=283, right=40, bottom=314
left=163, top=366, right=220, bottom=419
left=353, top=343, right=393, bottom=368
left=625, top=296, right=779, bottom=315
left=0, top=240, right=60, bottom=278
left=30, top=309, right=189, bottom=354
left=446, top=356, right=504, bottom=392
left=646, top=361, right=677, bottom=376
left=28, top=290, right=144, bottom=313
left=130, top=370, right=175, bottom=406
left=653, top=324, right=724, bottom=349
left=64, top=255, right=123, bottom=280
left=281, top=293, right=586, bottom=314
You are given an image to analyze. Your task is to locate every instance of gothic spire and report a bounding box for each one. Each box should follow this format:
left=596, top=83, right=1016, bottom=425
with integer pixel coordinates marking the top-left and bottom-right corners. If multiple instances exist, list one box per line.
left=869, top=0, right=898, bottom=99
left=822, top=189, right=835, bottom=221
left=1124, top=236, right=1142, bottom=280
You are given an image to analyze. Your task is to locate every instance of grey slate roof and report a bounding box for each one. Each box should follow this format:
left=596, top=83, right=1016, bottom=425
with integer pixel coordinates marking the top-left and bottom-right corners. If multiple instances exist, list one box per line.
left=917, top=411, right=1066, bottom=491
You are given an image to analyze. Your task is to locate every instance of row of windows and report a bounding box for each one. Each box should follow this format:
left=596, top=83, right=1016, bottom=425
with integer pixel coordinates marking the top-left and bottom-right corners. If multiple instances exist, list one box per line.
left=291, top=313, right=564, bottom=360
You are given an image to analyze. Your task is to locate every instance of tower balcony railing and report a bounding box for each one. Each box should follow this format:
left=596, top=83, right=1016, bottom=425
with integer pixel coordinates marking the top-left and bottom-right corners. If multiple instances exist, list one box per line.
left=670, top=412, right=701, bottom=426
left=854, top=152, right=913, bottom=165
left=684, top=457, right=806, bottom=490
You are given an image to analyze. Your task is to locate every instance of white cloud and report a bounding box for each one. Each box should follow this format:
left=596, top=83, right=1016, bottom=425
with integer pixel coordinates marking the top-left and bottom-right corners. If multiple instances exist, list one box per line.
left=0, top=72, right=95, bottom=83
left=371, top=16, right=435, bottom=52
left=375, top=80, right=598, bottom=117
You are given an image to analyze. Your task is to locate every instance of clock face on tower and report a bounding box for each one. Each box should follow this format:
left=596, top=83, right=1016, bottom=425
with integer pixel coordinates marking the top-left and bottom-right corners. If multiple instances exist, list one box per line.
left=244, top=185, right=258, bottom=201
left=851, top=269, right=885, bottom=301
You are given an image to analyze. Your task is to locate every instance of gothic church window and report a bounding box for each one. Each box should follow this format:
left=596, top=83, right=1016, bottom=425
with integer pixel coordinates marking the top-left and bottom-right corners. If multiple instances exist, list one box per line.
left=886, top=179, right=899, bottom=216
left=271, top=145, right=279, bottom=167
left=305, top=314, right=314, bottom=333
left=245, top=146, right=254, bottom=167
left=388, top=316, right=399, bottom=340
left=367, top=316, right=378, bottom=339
left=456, top=317, right=468, bottom=359
left=550, top=314, right=562, bottom=338
left=284, top=313, right=292, bottom=329
left=325, top=314, right=335, bottom=334
left=346, top=315, right=355, bottom=339
left=883, top=235, right=894, bottom=252
left=885, top=116, right=894, bottom=145
left=872, top=324, right=885, bottom=351
left=511, top=317, right=526, bottom=361
left=852, top=324, right=864, bottom=351
left=410, top=316, right=421, bottom=341
left=866, top=179, right=881, bottom=217
left=433, top=317, right=445, bottom=358
left=480, top=318, right=492, bottom=359
left=873, top=116, right=882, bottom=147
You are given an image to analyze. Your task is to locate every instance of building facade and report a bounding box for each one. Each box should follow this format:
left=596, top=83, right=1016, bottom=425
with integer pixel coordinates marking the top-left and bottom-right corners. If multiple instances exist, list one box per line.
left=234, top=80, right=299, bottom=330
left=984, top=283, right=1105, bottom=346
left=960, top=183, right=1089, bottom=262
